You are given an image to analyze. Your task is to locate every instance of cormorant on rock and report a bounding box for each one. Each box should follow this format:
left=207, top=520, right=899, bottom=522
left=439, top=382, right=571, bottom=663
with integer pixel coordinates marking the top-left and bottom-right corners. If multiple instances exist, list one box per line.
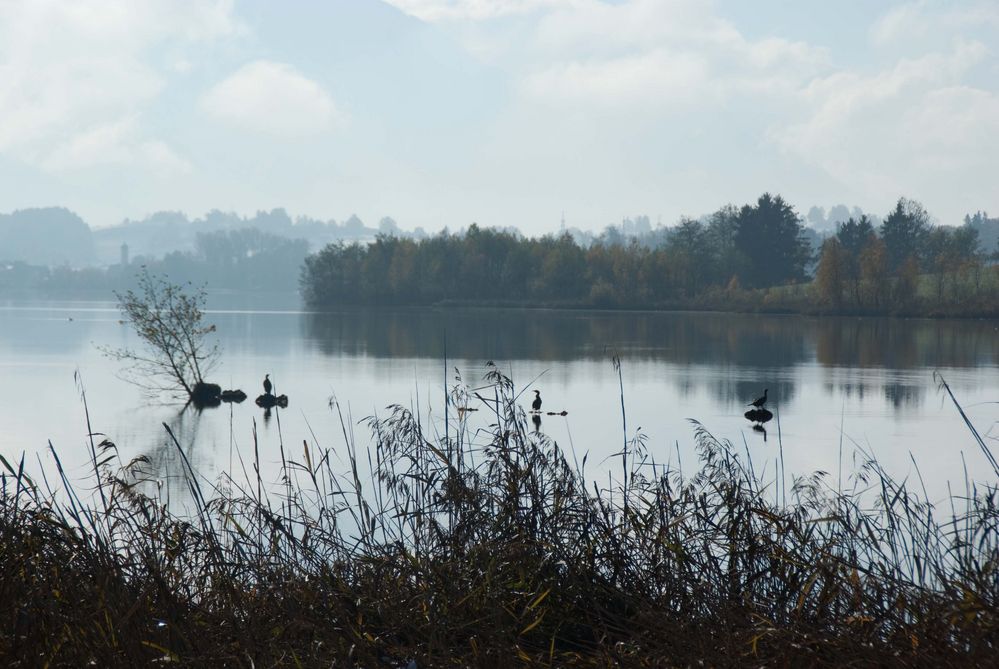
left=745, top=408, right=773, bottom=425
left=532, top=390, right=542, bottom=412
left=748, top=388, right=768, bottom=409
left=255, top=393, right=289, bottom=409
left=263, top=374, right=272, bottom=396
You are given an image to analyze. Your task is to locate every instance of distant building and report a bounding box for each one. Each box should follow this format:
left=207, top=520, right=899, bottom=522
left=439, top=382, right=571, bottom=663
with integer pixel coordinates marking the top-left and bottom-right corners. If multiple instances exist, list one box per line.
left=120, top=242, right=129, bottom=266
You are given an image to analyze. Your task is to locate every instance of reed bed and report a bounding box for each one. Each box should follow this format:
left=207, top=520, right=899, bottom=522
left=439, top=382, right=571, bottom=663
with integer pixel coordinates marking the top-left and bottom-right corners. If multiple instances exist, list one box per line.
left=1, top=365, right=997, bottom=667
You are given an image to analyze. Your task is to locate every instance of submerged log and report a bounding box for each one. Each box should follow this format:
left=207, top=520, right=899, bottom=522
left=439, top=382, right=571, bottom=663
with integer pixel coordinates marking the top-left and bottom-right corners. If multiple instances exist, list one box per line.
left=255, top=393, right=289, bottom=409
left=744, top=408, right=773, bottom=425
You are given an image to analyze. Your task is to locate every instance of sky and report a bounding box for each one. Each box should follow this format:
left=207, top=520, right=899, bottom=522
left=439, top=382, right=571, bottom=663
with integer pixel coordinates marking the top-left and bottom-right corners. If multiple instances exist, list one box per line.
left=0, top=0, right=996, bottom=232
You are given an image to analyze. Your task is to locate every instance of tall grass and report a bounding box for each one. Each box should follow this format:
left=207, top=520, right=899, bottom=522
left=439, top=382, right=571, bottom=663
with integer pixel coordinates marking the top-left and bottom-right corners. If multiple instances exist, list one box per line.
left=1, top=364, right=998, bottom=666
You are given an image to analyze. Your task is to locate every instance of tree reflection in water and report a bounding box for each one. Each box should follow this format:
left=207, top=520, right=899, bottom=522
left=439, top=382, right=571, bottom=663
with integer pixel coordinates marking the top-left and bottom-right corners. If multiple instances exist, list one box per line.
left=303, top=308, right=999, bottom=411
left=143, top=406, right=207, bottom=510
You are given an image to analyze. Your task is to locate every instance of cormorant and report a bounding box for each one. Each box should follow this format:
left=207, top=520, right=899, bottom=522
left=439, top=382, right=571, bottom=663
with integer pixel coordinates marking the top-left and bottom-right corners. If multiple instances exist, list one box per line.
left=263, top=374, right=272, bottom=396
left=748, top=388, right=768, bottom=409
left=532, top=390, right=542, bottom=412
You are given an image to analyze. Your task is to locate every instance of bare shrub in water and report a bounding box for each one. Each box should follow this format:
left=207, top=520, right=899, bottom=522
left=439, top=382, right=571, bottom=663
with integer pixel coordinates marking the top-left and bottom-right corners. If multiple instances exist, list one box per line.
left=100, top=268, right=219, bottom=401
left=1, top=366, right=997, bottom=666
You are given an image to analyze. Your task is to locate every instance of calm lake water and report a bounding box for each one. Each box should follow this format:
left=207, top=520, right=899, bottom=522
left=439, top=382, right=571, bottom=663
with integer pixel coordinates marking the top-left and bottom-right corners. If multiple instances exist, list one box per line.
left=2, top=294, right=998, bottom=507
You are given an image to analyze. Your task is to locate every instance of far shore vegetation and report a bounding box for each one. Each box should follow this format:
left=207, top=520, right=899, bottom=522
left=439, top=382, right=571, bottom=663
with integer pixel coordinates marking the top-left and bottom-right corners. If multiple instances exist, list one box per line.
left=301, top=195, right=999, bottom=319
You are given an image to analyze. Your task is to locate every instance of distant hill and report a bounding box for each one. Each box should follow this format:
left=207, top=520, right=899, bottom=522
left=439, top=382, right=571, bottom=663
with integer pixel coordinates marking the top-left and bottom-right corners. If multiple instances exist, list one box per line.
left=91, top=208, right=385, bottom=265
left=0, top=208, right=95, bottom=267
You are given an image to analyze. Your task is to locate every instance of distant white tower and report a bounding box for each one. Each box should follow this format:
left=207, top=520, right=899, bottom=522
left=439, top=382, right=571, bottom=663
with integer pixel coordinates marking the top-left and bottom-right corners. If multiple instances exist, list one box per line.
left=120, top=242, right=130, bottom=266
left=560, top=210, right=566, bottom=234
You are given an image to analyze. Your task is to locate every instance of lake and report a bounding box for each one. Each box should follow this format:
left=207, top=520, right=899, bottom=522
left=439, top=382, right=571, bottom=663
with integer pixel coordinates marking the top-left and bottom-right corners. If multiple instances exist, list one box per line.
left=1, top=294, right=997, bottom=508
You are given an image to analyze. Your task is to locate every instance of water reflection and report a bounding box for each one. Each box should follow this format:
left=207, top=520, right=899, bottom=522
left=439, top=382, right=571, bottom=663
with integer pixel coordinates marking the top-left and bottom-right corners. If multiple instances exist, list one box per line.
left=302, top=309, right=816, bottom=367
left=147, top=401, right=280, bottom=507
left=712, top=379, right=798, bottom=411
left=303, top=309, right=999, bottom=412
left=2, top=300, right=998, bottom=511
left=0, top=306, right=98, bottom=354
left=814, top=318, right=999, bottom=369
left=307, top=309, right=999, bottom=369
left=884, top=382, right=925, bottom=410
left=144, top=407, right=209, bottom=509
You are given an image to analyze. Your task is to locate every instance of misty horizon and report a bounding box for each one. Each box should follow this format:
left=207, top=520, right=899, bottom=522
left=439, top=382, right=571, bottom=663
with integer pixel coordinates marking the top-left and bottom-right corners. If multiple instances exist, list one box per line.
left=0, top=196, right=977, bottom=235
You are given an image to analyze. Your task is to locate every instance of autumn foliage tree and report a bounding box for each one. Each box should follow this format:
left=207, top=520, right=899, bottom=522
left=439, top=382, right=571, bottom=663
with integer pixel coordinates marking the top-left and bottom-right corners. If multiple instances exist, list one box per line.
left=814, top=238, right=845, bottom=309
left=894, top=256, right=920, bottom=307
left=859, top=237, right=889, bottom=309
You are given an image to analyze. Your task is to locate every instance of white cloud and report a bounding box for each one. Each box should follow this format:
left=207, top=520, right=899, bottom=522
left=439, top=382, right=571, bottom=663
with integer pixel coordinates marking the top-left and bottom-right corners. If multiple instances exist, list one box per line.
left=0, top=0, right=239, bottom=172
left=200, top=61, right=340, bottom=137
left=523, top=49, right=711, bottom=108
left=870, top=2, right=930, bottom=45
left=137, top=139, right=194, bottom=174
left=769, top=42, right=996, bottom=213
left=450, top=0, right=996, bottom=226
left=514, top=0, right=827, bottom=110
left=871, top=1, right=999, bottom=46
left=42, top=118, right=191, bottom=174
left=382, top=0, right=561, bottom=22
left=900, top=86, right=999, bottom=170
left=532, top=0, right=732, bottom=55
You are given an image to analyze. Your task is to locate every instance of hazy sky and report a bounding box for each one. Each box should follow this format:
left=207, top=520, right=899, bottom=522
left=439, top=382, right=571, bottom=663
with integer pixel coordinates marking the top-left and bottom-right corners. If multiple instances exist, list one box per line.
left=0, top=0, right=996, bottom=232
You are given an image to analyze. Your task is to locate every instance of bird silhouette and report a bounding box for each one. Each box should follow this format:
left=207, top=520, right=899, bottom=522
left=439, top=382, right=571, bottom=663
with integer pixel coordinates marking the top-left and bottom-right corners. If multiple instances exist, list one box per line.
left=748, top=388, right=768, bottom=409
left=532, top=390, right=542, bottom=412
left=263, top=374, right=272, bottom=396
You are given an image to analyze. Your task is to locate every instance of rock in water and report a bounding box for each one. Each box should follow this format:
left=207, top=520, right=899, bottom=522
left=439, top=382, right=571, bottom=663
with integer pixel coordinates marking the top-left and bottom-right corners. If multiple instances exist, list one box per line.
left=191, top=381, right=222, bottom=407
left=221, top=389, right=247, bottom=403
left=255, top=393, right=289, bottom=409
left=744, top=408, right=773, bottom=425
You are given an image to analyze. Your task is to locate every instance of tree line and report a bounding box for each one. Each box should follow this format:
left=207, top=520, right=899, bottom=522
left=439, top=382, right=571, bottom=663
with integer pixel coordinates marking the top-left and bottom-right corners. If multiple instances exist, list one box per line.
left=814, top=199, right=994, bottom=311
left=301, top=194, right=998, bottom=313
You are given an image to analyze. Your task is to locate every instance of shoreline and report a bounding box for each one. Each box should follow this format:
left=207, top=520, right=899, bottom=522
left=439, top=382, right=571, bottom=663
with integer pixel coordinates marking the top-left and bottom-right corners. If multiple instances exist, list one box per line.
left=4, top=286, right=999, bottom=321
